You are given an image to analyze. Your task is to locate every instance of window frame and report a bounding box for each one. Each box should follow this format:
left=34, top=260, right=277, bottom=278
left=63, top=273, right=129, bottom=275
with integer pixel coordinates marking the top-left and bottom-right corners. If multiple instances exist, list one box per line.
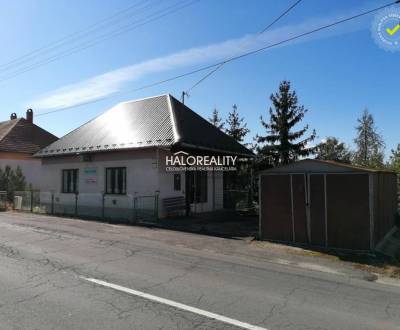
left=61, top=169, right=79, bottom=194
left=188, top=171, right=208, bottom=204
left=105, top=167, right=127, bottom=195
left=173, top=173, right=181, bottom=191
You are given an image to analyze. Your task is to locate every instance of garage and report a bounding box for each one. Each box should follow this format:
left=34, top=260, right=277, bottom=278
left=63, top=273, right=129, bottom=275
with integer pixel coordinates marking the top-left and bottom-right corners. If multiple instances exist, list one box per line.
left=259, top=159, right=398, bottom=251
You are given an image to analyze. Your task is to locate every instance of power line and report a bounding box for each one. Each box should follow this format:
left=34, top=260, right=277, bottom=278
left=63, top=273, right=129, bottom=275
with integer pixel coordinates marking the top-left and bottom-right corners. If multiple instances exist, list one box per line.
left=0, top=0, right=153, bottom=72
left=0, top=0, right=198, bottom=82
left=185, top=0, right=303, bottom=95
left=36, top=0, right=399, bottom=117
left=260, top=0, right=303, bottom=33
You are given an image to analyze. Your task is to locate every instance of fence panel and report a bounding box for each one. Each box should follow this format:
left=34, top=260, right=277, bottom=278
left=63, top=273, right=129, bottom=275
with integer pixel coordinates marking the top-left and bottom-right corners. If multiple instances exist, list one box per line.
left=0, top=191, right=6, bottom=211
left=14, top=191, right=33, bottom=212
left=134, top=195, right=158, bottom=223
left=223, top=190, right=250, bottom=210
left=10, top=191, right=159, bottom=224
left=53, top=193, right=77, bottom=217
left=77, top=193, right=103, bottom=219
left=104, top=195, right=133, bottom=223
left=32, top=191, right=53, bottom=214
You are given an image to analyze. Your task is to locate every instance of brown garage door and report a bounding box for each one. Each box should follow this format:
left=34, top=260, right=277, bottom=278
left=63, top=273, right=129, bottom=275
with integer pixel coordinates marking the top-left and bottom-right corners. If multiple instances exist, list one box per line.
left=309, top=174, right=326, bottom=246
left=292, top=174, right=307, bottom=244
left=326, top=174, right=370, bottom=250
left=260, top=175, right=293, bottom=242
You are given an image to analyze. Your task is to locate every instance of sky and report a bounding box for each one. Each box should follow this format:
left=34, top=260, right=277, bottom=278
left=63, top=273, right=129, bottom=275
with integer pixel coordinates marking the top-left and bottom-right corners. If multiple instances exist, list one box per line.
left=0, top=0, right=398, bottom=157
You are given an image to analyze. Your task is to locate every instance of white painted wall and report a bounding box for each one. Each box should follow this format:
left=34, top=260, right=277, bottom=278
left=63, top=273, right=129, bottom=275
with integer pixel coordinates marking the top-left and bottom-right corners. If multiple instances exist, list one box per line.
left=0, top=158, right=42, bottom=189
left=39, top=148, right=224, bottom=218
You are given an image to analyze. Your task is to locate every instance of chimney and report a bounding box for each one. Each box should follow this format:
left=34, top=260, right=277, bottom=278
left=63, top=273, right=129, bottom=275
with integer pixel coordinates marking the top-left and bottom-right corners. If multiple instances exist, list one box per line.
left=10, top=113, right=17, bottom=120
left=26, top=109, right=33, bottom=123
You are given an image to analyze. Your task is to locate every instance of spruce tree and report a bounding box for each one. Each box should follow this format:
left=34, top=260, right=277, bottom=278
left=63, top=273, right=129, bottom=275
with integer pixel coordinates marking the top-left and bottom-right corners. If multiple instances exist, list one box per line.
left=208, top=108, right=224, bottom=130
left=387, top=144, right=400, bottom=173
left=225, top=104, right=249, bottom=143
left=315, top=137, right=352, bottom=163
left=256, top=80, right=316, bottom=166
left=353, top=109, right=385, bottom=168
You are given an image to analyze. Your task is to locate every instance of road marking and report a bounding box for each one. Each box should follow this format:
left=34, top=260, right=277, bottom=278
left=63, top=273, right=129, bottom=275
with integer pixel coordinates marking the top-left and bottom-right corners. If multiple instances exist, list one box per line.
left=82, top=277, right=268, bottom=330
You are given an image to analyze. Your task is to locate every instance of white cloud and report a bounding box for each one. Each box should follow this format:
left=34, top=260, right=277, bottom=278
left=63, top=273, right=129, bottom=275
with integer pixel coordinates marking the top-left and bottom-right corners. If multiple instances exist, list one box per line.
left=30, top=6, right=368, bottom=111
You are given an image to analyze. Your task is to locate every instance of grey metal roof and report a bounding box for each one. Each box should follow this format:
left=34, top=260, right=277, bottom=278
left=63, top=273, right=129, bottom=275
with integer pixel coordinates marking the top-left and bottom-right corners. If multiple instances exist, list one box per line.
left=259, top=159, right=396, bottom=174
left=36, top=94, right=253, bottom=157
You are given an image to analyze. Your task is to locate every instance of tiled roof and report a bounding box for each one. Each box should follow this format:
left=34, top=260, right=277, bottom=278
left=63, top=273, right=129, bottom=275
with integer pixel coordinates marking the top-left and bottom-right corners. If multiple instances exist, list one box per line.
left=0, top=118, right=58, bottom=154
left=36, top=94, right=253, bottom=157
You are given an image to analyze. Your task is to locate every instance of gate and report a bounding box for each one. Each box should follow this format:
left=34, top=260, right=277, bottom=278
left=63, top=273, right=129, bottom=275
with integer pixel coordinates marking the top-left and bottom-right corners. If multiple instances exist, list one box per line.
left=260, top=173, right=371, bottom=250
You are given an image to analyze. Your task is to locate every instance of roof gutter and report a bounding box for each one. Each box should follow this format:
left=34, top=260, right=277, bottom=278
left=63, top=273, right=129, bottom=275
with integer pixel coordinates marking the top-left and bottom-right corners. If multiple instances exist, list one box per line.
left=176, top=142, right=254, bottom=158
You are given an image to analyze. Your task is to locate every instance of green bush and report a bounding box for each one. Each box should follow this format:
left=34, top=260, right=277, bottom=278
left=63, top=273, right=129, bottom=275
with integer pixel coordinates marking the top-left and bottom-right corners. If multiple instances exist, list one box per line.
left=0, top=165, right=27, bottom=201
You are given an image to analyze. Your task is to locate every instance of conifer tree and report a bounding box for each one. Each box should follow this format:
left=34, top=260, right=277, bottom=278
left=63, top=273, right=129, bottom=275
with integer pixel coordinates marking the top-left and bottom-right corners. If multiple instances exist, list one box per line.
left=208, top=108, right=224, bottom=130
left=0, top=165, right=27, bottom=201
left=388, top=144, right=400, bottom=172
left=315, top=137, right=352, bottom=163
left=353, top=109, right=385, bottom=168
left=225, top=104, right=249, bottom=143
left=256, top=80, right=316, bottom=166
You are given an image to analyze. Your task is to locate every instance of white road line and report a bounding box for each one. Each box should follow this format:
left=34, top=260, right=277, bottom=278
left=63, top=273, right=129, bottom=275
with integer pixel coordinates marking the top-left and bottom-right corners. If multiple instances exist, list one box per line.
left=81, top=277, right=268, bottom=330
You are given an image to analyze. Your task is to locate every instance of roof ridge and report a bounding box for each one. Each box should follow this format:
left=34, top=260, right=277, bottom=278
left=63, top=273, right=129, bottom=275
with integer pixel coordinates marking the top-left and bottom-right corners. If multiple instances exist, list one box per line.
left=117, top=93, right=170, bottom=106
left=166, top=94, right=180, bottom=143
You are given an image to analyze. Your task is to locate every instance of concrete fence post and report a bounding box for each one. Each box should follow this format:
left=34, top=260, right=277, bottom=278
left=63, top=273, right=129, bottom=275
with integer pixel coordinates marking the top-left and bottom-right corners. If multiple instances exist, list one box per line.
left=133, top=195, right=138, bottom=222
left=102, top=192, right=105, bottom=220
left=51, top=191, right=54, bottom=215
left=75, top=193, right=78, bottom=217
left=155, top=191, right=160, bottom=220
left=30, top=190, right=33, bottom=213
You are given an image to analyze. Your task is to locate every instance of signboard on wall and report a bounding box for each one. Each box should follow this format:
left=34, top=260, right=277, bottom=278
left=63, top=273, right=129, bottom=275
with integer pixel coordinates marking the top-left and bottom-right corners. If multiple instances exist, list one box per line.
left=84, top=167, right=97, bottom=184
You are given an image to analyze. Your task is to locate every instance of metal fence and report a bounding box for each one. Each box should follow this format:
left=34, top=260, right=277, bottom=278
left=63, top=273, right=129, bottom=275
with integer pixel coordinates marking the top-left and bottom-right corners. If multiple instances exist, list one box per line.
left=13, top=191, right=159, bottom=224
left=0, top=191, right=6, bottom=211
left=223, top=189, right=251, bottom=210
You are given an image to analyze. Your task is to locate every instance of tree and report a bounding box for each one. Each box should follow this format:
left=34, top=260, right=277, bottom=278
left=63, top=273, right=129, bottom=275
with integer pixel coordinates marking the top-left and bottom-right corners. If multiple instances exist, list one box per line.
left=388, top=144, right=400, bottom=173
left=256, top=80, right=316, bottom=166
left=0, top=165, right=27, bottom=201
left=315, top=137, right=352, bottom=163
left=353, top=109, right=385, bottom=168
left=225, top=104, right=250, bottom=143
left=208, top=108, right=224, bottom=130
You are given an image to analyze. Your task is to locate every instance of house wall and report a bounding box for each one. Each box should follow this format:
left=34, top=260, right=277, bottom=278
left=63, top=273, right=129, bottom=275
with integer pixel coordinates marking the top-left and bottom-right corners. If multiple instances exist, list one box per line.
left=40, top=148, right=224, bottom=218
left=156, top=148, right=224, bottom=216
left=0, top=152, right=42, bottom=189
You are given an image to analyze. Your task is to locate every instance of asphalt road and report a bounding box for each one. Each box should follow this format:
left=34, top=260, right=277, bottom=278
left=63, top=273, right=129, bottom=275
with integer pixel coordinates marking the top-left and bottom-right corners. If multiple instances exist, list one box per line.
left=0, top=212, right=399, bottom=330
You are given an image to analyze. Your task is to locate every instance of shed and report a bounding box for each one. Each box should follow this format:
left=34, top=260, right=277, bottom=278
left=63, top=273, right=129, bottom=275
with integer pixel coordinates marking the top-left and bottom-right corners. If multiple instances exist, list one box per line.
left=259, top=159, right=398, bottom=251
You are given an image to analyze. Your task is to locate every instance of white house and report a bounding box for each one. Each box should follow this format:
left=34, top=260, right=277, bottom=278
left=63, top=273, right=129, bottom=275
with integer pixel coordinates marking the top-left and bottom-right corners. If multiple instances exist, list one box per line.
left=0, top=110, right=58, bottom=189
left=35, top=94, right=253, bottom=218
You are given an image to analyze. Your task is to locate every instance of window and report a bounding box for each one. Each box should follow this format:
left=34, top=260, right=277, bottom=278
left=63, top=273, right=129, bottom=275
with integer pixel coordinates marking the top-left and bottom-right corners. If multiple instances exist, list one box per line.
left=62, top=169, right=79, bottom=193
left=106, top=167, right=126, bottom=195
left=188, top=171, right=208, bottom=203
left=174, top=174, right=181, bottom=191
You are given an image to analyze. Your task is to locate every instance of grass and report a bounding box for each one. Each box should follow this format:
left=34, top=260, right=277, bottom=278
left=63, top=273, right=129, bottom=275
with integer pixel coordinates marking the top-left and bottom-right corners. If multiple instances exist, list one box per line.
left=251, top=239, right=400, bottom=279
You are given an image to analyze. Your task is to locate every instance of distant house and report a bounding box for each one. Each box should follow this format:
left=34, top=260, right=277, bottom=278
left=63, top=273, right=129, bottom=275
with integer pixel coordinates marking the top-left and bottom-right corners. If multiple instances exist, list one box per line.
left=0, top=110, right=58, bottom=188
left=35, top=94, right=253, bottom=218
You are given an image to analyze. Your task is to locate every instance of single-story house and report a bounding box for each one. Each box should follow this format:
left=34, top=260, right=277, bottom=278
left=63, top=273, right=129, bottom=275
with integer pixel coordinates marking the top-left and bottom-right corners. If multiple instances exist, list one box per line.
left=259, top=159, right=398, bottom=251
left=35, top=94, right=253, bottom=218
left=0, top=110, right=58, bottom=189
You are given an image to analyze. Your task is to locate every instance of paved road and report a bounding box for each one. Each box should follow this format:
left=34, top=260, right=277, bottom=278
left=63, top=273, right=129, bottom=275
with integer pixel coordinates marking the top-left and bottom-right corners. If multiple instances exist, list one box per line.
left=0, top=212, right=399, bottom=330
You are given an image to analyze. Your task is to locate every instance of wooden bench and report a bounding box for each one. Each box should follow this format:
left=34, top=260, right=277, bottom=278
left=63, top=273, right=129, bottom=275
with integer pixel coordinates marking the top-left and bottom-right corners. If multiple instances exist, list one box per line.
left=163, top=196, right=186, bottom=216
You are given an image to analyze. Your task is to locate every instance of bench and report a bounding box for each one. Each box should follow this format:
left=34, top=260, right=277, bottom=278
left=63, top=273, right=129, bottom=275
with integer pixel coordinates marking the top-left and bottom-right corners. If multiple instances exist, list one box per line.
left=163, top=196, right=186, bottom=216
